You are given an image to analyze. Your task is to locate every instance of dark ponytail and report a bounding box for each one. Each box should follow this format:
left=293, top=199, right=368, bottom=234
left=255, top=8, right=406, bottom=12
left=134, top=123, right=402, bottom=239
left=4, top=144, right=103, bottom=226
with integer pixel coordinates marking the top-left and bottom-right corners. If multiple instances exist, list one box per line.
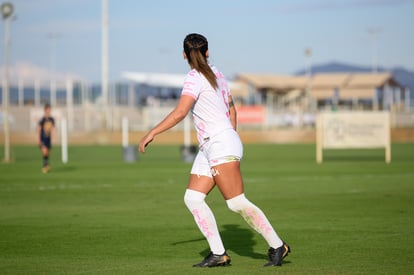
left=183, top=33, right=218, bottom=90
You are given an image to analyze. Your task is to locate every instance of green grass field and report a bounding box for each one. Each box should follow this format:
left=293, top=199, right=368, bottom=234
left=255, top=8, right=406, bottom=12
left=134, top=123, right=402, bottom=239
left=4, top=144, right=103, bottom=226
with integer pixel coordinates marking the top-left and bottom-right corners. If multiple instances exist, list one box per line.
left=1, top=143, right=413, bottom=274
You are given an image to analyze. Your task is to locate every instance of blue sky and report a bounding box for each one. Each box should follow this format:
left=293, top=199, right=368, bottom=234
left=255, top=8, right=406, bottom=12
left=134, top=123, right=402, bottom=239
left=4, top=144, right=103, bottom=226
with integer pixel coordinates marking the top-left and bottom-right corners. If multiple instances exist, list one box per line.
left=2, top=0, right=414, bottom=82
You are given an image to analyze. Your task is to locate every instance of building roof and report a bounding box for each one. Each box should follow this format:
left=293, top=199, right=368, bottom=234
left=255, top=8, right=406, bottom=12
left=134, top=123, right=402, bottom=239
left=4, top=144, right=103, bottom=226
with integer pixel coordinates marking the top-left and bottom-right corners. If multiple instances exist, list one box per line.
left=235, top=71, right=405, bottom=101
left=311, top=73, right=351, bottom=88
left=346, top=72, right=394, bottom=88
left=122, top=71, right=185, bottom=88
left=237, top=73, right=308, bottom=91
left=237, top=72, right=401, bottom=94
left=229, top=81, right=249, bottom=97
left=120, top=71, right=402, bottom=101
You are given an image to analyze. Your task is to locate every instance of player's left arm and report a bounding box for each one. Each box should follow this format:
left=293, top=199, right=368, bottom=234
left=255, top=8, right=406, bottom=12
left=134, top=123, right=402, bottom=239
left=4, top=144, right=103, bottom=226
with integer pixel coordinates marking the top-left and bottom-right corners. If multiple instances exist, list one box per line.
left=36, top=123, right=42, bottom=147
left=228, top=95, right=237, bottom=131
left=51, top=118, right=56, bottom=142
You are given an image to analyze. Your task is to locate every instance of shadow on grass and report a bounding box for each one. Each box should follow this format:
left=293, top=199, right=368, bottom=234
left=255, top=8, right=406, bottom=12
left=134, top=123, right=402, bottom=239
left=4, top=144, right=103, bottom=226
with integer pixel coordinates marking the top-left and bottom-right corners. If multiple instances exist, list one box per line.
left=171, top=224, right=266, bottom=260
left=221, top=224, right=265, bottom=259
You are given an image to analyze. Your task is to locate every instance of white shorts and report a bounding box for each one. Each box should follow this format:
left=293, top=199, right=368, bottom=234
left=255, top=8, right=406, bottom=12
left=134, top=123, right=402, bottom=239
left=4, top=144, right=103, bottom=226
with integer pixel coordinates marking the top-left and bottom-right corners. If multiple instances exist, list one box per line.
left=190, top=129, right=243, bottom=177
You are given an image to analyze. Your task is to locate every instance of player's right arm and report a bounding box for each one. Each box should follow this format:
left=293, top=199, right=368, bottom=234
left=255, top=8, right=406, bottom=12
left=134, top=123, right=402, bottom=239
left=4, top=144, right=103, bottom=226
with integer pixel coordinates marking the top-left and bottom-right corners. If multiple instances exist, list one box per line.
left=36, top=123, right=41, bottom=147
left=138, top=94, right=195, bottom=153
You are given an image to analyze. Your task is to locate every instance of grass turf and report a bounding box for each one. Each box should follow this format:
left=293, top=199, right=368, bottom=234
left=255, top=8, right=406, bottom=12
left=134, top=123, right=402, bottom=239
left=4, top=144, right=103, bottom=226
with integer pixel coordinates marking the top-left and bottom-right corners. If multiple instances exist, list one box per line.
left=0, top=143, right=413, bottom=274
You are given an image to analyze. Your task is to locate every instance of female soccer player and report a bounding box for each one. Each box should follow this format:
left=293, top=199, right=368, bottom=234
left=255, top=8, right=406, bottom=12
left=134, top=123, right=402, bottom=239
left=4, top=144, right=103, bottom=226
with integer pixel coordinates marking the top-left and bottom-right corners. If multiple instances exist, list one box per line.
left=36, top=103, right=55, bottom=173
left=138, top=33, right=290, bottom=267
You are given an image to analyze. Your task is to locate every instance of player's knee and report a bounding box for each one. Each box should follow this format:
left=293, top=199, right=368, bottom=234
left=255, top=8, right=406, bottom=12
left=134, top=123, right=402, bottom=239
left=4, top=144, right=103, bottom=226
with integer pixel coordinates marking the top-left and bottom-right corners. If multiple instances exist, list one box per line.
left=184, top=189, right=206, bottom=209
left=226, top=193, right=250, bottom=213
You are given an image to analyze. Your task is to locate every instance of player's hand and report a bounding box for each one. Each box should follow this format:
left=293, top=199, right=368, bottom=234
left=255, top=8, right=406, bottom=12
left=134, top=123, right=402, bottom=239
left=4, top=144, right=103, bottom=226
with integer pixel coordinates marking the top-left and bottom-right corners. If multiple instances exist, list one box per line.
left=138, top=133, right=154, bottom=153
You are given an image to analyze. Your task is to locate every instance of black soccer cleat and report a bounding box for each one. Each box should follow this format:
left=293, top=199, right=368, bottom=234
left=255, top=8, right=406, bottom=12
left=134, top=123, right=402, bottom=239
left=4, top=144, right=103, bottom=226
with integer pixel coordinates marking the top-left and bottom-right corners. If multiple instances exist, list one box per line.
left=264, top=242, right=291, bottom=267
left=192, top=251, right=231, bottom=267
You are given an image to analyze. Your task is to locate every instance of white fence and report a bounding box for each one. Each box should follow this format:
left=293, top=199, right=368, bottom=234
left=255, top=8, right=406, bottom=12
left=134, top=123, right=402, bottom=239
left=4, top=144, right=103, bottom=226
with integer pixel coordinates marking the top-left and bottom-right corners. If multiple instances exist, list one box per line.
left=1, top=78, right=414, bottom=133
left=2, top=104, right=414, bottom=134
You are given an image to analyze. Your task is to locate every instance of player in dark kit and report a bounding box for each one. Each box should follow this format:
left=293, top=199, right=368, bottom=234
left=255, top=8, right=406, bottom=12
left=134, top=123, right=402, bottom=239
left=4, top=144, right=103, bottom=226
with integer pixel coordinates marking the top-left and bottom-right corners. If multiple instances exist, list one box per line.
left=36, top=103, right=55, bottom=173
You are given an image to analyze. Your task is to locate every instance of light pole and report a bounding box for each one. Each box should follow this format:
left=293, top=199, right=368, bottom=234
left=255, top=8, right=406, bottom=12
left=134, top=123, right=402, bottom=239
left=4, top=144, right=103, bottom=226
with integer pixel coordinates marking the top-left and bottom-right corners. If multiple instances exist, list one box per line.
left=1, top=2, right=13, bottom=163
left=47, top=32, right=61, bottom=107
left=304, top=48, right=312, bottom=111
left=101, top=0, right=110, bottom=130
left=368, top=27, right=382, bottom=73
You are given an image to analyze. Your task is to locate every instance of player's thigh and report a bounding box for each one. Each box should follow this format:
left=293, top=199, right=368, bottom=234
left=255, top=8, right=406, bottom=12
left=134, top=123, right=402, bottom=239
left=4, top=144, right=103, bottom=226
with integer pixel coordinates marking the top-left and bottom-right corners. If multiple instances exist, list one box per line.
left=188, top=151, right=215, bottom=194
left=212, top=161, right=244, bottom=200
left=187, top=174, right=215, bottom=195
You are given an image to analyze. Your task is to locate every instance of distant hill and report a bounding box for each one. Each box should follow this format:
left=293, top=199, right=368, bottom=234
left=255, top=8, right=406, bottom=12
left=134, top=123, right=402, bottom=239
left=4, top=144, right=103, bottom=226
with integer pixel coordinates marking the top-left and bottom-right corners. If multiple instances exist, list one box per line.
left=295, top=62, right=414, bottom=99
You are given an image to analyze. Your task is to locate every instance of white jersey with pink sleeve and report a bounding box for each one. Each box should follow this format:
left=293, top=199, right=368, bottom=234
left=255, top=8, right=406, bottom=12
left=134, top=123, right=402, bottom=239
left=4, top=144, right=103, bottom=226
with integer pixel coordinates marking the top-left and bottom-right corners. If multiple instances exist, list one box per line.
left=181, top=65, right=233, bottom=146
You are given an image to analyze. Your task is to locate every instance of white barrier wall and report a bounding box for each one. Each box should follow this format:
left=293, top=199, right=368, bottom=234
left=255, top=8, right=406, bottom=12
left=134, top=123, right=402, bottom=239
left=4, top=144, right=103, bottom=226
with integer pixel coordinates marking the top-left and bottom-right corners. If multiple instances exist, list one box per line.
left=316, top=111, right=391, bottom=163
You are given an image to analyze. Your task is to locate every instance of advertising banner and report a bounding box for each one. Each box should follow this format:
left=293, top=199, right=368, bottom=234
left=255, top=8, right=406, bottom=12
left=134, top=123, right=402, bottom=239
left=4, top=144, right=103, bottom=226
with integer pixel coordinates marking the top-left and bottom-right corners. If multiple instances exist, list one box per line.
left=236, top=105, right=265, bottom=124
left=316, top=111, right=391, bottom=163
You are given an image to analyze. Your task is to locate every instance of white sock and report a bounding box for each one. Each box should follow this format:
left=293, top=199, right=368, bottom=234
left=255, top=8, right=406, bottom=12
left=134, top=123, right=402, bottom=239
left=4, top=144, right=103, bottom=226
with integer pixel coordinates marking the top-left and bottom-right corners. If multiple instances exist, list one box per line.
left=184, top=189, right=225, bottom=255
left=226, top=193, right=283, bottom=249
